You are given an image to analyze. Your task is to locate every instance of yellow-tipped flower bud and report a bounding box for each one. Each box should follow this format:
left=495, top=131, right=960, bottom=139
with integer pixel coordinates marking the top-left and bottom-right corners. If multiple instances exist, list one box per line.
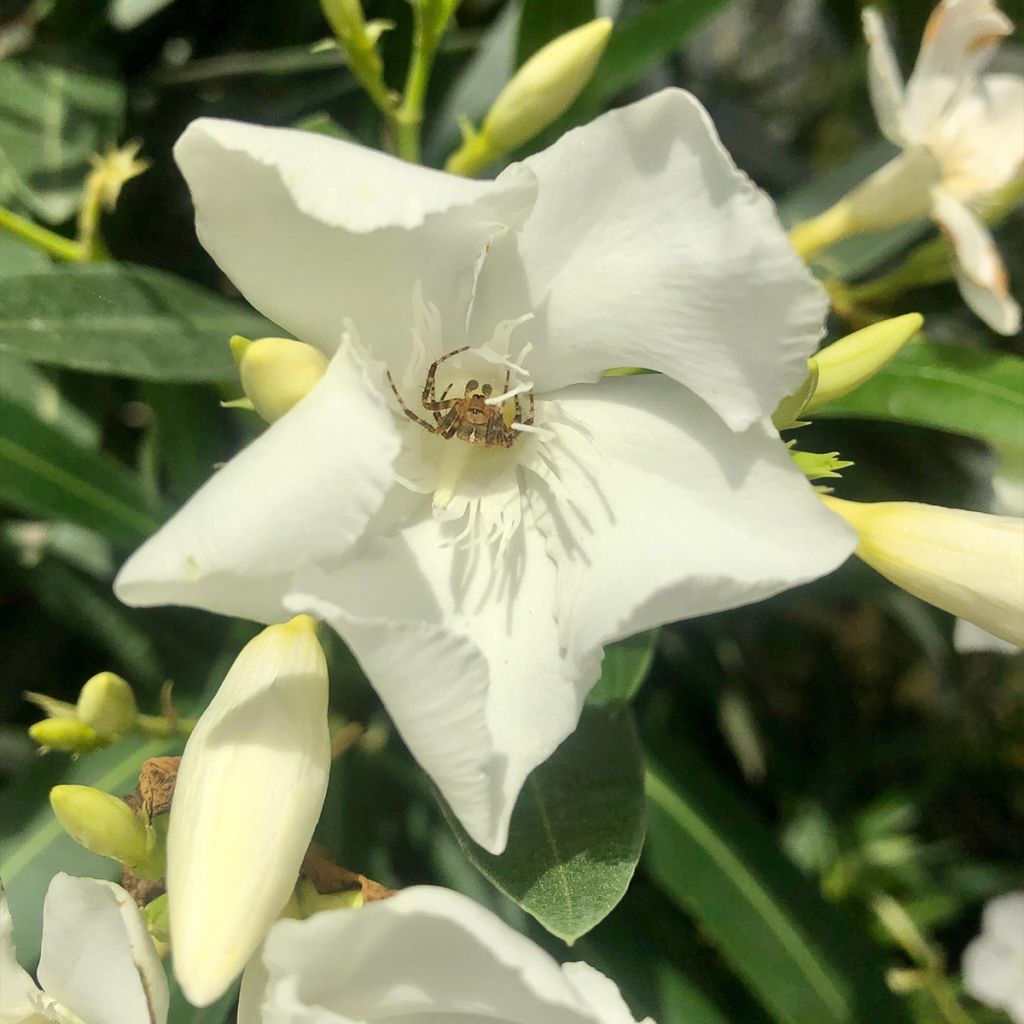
left=447, top=18, right=612, bottom=176
left=235, top=337, right=329, bottom=424
left=822, top=496, right=1024, bottom=646
left=29, top=717, right=104, bottom=754
left=50, top=785, right=164, bottom=878
left=806, top=314, right=923, bottom=412
left=76, top=671, right=138, bottom=738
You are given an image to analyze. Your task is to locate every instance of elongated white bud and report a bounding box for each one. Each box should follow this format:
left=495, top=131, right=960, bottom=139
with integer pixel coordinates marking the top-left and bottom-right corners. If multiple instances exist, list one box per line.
left=168, top=616, right=330, bottom=1006
left=823, top=496, right=1024, bottom=645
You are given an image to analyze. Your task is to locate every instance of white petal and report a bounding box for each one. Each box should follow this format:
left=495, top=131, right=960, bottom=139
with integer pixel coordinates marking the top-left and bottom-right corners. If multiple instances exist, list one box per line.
left=536, top=376, right=856, bottom=658
left=0, top=885, right=42, bottom=1024
left=932, top=189, right=1021, bottom=335
left=289, top=506, right=590, bottom=855
left=37, top=874, right=168, bottom=1024
left=258, top=886, right=625, bottom=1022
left=174, top=117, right=537, bottom=367
left=903, top=0, right=1013, bottom=139
left=862, top=8, right=908, bottom=145
left=826, top=498, right=1024, bottom=645
left=983, top=891, right=1024, bottom=956
left=935, top=74, right=1024, bottom=197
left=953, top=617, right=1019, bottom=654
left=114, top=341, right=401, bottom=621
left=468, top=88, right=828, bottom=431
left=167, top=617, right=330, bottom=1007
left=844, top=148, right=941, bottom=230
left=963, top=934, right=1021, bottom=1009
left=562, top=962, right=652, bottom=1024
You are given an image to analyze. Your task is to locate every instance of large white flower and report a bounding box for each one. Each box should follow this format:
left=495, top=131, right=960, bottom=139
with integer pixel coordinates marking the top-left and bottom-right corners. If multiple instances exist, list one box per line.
left=857, top=0, right=1023, bottom=334
left=115, top=87, right=855, bottom=854
left=1, top=873, right=168, bottom=1024
left=962, top=891, right=1024, bottom=1024
left=237, top=886, right=653, bottom=1024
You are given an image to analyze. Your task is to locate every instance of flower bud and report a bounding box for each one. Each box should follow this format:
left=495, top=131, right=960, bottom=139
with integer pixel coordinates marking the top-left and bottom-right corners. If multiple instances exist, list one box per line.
left=806, top=313, right=923, bottom=412
left=29, top=718, right=104, bottom=754
left=50, top=785, right=164, bottom=878
left=232, top=336, right=329, bottom=424
left=76, top=671, right=138, bottom=738
left=168, top=615, right=331, bottom=1007
left=822, top=496, right=1024, bottom=645
left=447, top=18, right=612, bottom=175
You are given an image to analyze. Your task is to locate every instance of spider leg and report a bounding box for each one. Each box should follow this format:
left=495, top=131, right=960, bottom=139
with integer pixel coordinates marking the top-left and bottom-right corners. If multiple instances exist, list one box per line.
left=431, top=383, right=455, bottom=423
left=422, top=345, right=471, bottom=408
left=386, top=369, right=437, bottom=434
left=523, top=389, right=535, bottom=426
left=438, top=406, right=462, bottom=439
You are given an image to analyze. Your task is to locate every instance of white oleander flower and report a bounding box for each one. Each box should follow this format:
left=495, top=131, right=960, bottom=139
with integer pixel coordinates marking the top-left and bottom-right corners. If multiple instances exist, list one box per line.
left=0, top=873, right=168, bottom=1024
left=115, top=87, right=855, bottom=857
left=858, top=0, right=1023, bottom=333
left=962, top=891, right=1024, bottom=1024
left=167, top=616, right=330, bottom=1007
left=237, top=885, right=653, bottom=1024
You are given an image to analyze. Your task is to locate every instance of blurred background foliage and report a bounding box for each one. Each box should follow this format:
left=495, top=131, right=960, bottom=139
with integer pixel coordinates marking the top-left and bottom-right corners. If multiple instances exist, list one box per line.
left=0, top=0, right=1021, bottom=1022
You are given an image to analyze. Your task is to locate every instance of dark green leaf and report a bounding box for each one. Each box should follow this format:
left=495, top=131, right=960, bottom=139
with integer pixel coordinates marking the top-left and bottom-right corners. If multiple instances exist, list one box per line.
left=516, top=0, right=595, bottom=66
left=0, top=262, right=275, bottom=382
left=0, top=394, right=162, bottom=542
left=0, top=354, right=100, bottom=448
left=813, top=342, right=1024, bottom=449
left=440, top=706, right=646, bottom=942
left=645, top=753, right=910, bottom=1024
left=588, top=629, right=659, bottom=707
left=0, top=59, right=124, bottom=223
left=0, top=232, right=52, bottom=278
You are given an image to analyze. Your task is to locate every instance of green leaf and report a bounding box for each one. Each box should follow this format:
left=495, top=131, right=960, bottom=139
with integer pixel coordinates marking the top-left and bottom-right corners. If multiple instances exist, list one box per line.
left=813, top=342, right=1024, bottom=450
left=0, top=354, right=100, bottom=448
left=0, top=734, right=184, bottom=965
left=0, top=262, right=275, bottom=382
left=588, top=629, right=659, bottom=707
left=516, top=0, right=595, bottom=66
left=645, top=753, right=910, bottom=1024
left=0, top=59, right=124, bottom=223
left=0, top=232, right=52, bottom=278
left=440, top=705, right=646, bottom=942
left=0, top=394, right=162, bottom=542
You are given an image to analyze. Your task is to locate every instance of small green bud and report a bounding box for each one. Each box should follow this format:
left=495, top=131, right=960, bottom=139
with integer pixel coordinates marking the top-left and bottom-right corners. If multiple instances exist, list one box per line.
left=237, top=337, right=329, bottom=423
left=806, top=314, right=923, bottom=411
left=76, top=671, right=138, bottom=738
left=29, top=717, right=105, bottom=754
left=447, top=18, right=612, bottom=176
left=229, top=334, right=252, bottom=366
left=143, top=893, right=170, bottom=946
left=294, top=877, right=363, bottom=918
left=50, top=785, right=164, bottom=878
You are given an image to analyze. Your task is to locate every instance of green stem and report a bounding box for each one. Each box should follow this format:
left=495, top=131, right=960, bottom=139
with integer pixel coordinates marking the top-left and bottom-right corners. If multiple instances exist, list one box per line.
left=136, top=712, right=197, bottom=738
left=0, top=205, right=86, bottom=262
left=394, top=4, right=454, bottom=163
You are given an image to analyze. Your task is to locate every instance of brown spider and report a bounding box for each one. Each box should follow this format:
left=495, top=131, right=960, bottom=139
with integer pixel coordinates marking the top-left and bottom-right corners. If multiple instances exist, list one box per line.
left=386, top=345, right=535, bottom=448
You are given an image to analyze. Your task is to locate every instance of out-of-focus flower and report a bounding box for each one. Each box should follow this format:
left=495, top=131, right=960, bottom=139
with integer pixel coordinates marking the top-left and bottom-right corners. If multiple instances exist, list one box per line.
left=823, top=496, right=1024, bottom=645
left=237, top=886, right=653, bottom=1024
left=166, top=615, right=330, bottom=1007
left=962, top=891, right=1024, bottom=1024
left=1, top=873, right=168, bottom=1024
left=792, top=0, right=1022, bottom=334
left=115, top=89, right=855, bottom=860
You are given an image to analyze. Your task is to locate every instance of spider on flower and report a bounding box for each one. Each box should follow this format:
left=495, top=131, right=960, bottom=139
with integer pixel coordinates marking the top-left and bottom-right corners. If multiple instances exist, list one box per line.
left=386, top=344, right=536, bottom=448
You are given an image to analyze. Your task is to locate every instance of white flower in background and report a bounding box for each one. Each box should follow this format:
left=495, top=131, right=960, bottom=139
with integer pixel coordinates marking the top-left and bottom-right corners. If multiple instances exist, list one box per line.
left=1, top=873, right=168, bottom=1024
left=823, top=496, right=1024, bottom=646
left=237, top=885, right=653, bottom=1024
left=962, top=891, right=1024, bottom=1024
left=167, top=615, right=330, bottom=1007
left=858, top=0, right=1023, bottom=334
left=115, top=87, right=855, bottom=856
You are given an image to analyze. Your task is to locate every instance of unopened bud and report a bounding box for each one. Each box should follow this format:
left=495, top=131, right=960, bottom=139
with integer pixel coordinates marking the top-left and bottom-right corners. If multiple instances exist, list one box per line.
left=447, top=18, right=612, bottom=175
left=822, top=496, right=1024, bottom=646
left=76, top=671, right=138, bottom=738
left=806, top=314, right=923, bottom=412
left=50, top=785, right=164, bottom=878
left=29, top=718, right=104, bottom=754
left=232, top=336, right=329, bottom=423
left=144, top=893, right=171, bottom=947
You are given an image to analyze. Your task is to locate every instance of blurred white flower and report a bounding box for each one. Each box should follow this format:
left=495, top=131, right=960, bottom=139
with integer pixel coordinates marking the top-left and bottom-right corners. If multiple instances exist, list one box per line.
left=237, top=885, right=652, bottom=1024
left=1, top=873, right=168, bottom=1024
left=859, top=0, right=1022, bottom=334
left=962, top=891, right=1024, bottom=1024
left=116, top=87, right=855, bottom=857
left=167, top=615, right=330, bottom=1007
